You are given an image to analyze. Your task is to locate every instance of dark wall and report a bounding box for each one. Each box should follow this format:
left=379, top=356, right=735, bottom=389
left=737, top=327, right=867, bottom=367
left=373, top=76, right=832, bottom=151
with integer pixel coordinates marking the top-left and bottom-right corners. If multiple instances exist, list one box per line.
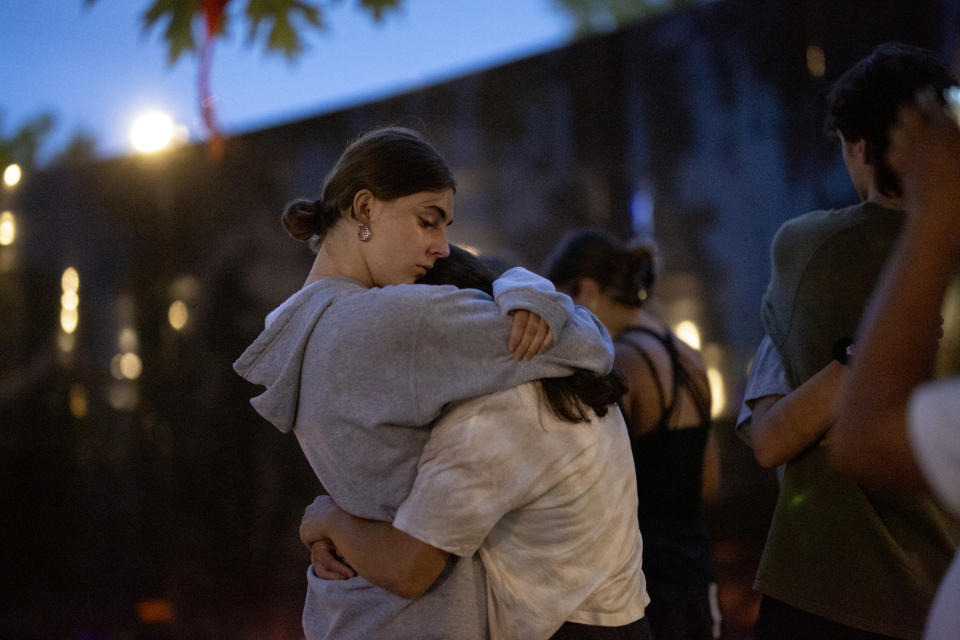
left=2, top=0, right=958, bottom=636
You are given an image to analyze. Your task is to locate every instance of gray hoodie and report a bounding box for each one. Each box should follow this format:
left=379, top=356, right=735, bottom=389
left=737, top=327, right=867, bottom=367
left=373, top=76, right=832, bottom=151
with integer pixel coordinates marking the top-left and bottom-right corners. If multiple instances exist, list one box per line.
left=234, top=267, right=613, bottom=639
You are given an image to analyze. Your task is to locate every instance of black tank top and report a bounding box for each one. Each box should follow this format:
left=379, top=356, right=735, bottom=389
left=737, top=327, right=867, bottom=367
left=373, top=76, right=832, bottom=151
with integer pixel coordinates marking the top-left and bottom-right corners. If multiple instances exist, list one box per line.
left=615, top=326, right=714, bottom=586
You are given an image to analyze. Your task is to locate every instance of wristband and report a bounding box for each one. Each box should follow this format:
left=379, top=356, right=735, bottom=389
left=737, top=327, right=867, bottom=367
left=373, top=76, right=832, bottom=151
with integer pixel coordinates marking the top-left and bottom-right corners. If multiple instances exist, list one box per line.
left=832, top=337, right=854, bottom=365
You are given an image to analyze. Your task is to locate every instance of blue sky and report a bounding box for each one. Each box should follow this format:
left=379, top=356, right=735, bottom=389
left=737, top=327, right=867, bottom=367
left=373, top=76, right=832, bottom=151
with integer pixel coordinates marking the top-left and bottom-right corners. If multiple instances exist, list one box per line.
left=1, top=1, right=575, bottom=161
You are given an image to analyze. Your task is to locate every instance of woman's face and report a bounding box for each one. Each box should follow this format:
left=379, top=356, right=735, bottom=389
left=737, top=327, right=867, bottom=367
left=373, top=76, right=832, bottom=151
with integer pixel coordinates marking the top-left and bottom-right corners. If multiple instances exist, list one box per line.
left=364, top=189, right=454, bottom=286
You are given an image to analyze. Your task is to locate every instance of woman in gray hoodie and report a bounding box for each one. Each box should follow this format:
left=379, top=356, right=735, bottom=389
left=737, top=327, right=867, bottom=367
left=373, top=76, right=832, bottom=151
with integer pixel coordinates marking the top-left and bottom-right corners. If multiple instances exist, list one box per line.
left=234, top=127, right=616, bottom=639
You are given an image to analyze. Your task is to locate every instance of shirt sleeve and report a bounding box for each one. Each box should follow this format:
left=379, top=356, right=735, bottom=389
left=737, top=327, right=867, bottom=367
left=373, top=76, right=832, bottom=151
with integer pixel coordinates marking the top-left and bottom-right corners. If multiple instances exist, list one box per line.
left=396, top=268, right=613, bottom=426
left=736, top=334, right=792, bottom=446
left=393, top=390, right=538, bottom=556
left=907, top=376, right=960, bottom=517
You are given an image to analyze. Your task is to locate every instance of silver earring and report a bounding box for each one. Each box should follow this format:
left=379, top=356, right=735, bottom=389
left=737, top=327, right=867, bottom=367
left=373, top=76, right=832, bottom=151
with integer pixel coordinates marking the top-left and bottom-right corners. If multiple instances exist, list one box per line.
left=358, top=223, right=372, bottom=242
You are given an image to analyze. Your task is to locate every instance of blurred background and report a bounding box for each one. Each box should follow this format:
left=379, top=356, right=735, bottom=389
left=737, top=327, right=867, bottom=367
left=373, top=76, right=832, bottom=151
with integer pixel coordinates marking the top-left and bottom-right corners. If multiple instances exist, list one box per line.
left=2, top=0, right=960, bottom=637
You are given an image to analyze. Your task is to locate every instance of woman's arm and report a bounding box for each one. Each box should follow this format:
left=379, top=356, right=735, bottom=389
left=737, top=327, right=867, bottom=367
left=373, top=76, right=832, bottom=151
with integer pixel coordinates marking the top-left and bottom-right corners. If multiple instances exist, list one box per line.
left=345, top=270, right=613, bottom=428
left=750, top=360, right=845, bottom=468
left=300, top=496, right=448, bottom=599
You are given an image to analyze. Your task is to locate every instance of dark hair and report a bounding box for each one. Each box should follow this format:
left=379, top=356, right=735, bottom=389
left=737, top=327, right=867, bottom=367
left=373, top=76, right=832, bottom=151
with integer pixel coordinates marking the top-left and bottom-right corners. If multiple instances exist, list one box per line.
left=542, top=228, right=655, bottom=308
left=825, top=42, right=956, bottom=197
left=282, top=126, right=456, bottom=246
left=418, top=245, right=626, bottom=423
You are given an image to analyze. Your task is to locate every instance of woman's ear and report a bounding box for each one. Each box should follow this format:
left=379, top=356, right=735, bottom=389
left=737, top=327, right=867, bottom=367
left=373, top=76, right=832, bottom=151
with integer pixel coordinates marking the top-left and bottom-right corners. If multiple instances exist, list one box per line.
left=352, top=189, right=374, bottom=224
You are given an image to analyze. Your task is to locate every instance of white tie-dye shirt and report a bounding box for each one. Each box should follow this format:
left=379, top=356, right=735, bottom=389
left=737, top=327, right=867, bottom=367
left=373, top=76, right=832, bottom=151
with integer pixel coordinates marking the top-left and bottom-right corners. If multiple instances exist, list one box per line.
left=394, top=382, right=649, bottom=640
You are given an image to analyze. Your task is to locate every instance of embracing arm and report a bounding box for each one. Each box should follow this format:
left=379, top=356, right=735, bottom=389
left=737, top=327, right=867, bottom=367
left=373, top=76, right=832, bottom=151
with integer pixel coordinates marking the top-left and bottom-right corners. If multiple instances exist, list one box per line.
left=300, top=496, right=448, bottom=599
left=750, top=361, right=845, bottom=468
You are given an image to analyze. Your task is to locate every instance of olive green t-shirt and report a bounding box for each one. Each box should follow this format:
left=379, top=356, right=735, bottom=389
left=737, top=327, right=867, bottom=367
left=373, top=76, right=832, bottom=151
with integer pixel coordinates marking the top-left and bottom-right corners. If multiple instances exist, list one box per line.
left=759, top=202, right=960, bottom=638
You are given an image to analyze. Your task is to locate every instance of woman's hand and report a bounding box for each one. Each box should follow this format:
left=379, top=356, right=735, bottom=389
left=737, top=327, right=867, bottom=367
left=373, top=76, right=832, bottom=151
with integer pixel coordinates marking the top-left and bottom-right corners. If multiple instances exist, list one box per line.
left=310, top=539, right=356, bottom=580
left=301, top=495, right=356, bottom=580
left=507, top=310, right=554, bottom=360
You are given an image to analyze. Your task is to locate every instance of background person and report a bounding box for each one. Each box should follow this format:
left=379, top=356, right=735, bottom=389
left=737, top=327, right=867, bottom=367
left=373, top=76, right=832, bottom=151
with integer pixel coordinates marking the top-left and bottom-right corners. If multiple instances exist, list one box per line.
left=831, top=89, right=960, bottom=640
left=737, top=43, right=959, bottom=639
left=544, top=228, right=721, bottom=640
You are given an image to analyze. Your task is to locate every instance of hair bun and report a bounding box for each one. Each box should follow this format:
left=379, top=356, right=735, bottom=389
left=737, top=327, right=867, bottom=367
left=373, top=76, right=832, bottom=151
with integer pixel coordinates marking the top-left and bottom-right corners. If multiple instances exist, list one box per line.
left=281, top=199, right=322, bottom=243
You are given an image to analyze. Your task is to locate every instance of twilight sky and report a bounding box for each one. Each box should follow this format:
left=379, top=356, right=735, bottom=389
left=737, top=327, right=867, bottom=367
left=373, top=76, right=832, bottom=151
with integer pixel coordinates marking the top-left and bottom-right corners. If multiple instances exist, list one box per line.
left=1, top=1, right=576, bottom=162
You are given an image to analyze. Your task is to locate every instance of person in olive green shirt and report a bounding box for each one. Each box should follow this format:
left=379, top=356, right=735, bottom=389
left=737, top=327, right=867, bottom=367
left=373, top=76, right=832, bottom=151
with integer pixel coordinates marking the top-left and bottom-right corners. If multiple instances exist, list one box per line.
left=740, top=43, right=960, bottom=640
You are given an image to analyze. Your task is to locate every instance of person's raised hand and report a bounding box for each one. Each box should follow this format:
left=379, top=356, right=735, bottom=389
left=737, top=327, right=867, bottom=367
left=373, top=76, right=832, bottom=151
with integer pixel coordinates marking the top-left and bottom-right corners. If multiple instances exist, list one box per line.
left=888, top=89, right=960, bottom=247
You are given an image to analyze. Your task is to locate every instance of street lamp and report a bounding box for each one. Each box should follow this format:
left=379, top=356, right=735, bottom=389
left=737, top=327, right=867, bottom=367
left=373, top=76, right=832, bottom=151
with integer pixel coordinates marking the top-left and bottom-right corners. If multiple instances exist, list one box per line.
left=3, top=164, right=21, bottom=187
left=130, top=111, right=176, bottom=154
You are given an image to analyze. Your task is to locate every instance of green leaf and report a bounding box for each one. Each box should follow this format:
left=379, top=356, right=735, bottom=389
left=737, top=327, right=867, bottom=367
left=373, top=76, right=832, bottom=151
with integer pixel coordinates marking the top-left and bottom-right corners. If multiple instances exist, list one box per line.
left=142, top=0, right=202, bottom=65
left=245, top=0, right=326, bottom=59
left=0, top=113, right=57, bottom=169
left=358, top=0, right=401, bottom=21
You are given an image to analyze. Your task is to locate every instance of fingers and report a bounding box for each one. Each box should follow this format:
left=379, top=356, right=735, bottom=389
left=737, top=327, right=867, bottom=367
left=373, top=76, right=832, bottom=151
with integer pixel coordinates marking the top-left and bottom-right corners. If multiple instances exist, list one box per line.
left=523, top=319, right=552, bottom=359
left=300, top=495, right=335, bottom=548
left=311, top=540, right=355, bottom=580
left=507, top=310, right=530, bottom=354
left=508, top=311, right=554, bottom=360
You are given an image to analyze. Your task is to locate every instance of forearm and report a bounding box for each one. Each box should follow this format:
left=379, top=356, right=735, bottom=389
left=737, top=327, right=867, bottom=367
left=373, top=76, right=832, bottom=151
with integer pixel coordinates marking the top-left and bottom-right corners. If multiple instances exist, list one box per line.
left=321, top=508, right=448, bottom=599
left=751, top=361, right=845, bottom=467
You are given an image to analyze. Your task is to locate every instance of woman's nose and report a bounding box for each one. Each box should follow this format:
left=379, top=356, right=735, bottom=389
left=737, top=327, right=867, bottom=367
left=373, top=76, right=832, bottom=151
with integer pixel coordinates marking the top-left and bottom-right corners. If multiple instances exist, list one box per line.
left=433, top=231, right=450, bottom=258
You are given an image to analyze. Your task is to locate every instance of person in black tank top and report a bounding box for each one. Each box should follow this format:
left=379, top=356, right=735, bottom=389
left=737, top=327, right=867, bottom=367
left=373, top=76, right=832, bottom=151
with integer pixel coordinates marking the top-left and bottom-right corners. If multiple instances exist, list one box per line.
left=545, top=228, right=722, bottom=640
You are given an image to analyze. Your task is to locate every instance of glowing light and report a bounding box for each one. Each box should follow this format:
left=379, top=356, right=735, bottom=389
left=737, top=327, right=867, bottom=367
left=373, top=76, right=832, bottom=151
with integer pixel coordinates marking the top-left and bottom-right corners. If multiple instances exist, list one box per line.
left=118, top=327, right=139, bottom=352
left=947, top=87, right=960, bottom=125
left=61, top=290, right=79, bottom=311
left=62, top=267, right=79, bottom=292
left=172, top=124, right=190, bottom=145
left=806, top=45, right=825, bottom=78
left=120, top=352, right=142, bottom=380
left=58, top=332, right=75, bottom=353
left=707, top=366, right=726, bottom=418
left=130, top=111, right=175, bottom=153
left=137, top=598, right=175, bottom=624
left=60, top=308, right=78, bottom=334
left=3, top=163, right=21, bottom=187
left=110, top=354, right=125, bottom=380
left=108, top=381, right=139, bottom=411
left=674, top=320, right=702, bottom=350
left=0, top=211, right=14, bottom=245
left=168, top=300, right=189, bottom=330
left=69, top=383, right=88, bottom=419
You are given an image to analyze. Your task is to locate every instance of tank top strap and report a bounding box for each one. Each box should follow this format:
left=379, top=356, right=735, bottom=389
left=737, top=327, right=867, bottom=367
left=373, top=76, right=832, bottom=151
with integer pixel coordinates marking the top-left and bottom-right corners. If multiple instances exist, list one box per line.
left=615, top=326, right=679, bottom=433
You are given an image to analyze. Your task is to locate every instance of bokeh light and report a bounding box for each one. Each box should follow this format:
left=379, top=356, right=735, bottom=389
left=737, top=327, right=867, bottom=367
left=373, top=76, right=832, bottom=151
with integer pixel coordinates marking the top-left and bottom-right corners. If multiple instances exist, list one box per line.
left=60, top=308, right=79, bottom=334
left=3, top=163, right=21, bottom=187
left=61, top=290, right=79, bottom=311
left=130, top=111, right=175, bottom=153
left=69, top=383, right=88, bottom=419
left=118, top=327, right=139, bottom=352
left=120, top=352, right=143, bottom=380
left=168, top=300, right=189, bottom=330
left=674, top=320, right=702, bottom=350
left=0, top=211, right=15, bottom=245
left=62, top=267, right=80, bottom=292
left=806, top=45, right=826, bottom=78
left=707, top=366, right=726, bottom=418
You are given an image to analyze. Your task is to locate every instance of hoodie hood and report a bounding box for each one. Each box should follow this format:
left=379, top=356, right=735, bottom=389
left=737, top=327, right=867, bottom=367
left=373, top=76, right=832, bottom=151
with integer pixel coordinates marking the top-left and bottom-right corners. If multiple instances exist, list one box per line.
left=233, top=277, right=363, bottom=433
